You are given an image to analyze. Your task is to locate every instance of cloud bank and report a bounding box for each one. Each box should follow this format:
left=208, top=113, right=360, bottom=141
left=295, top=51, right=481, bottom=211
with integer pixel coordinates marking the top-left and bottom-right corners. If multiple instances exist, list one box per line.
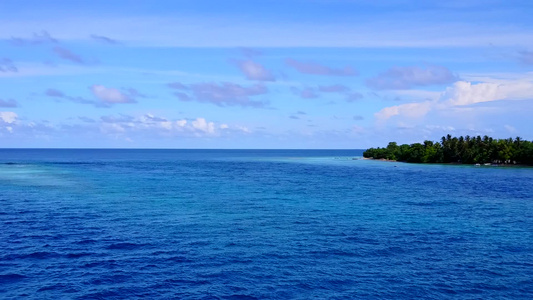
left=518, top=50, right=533, bottom=65
left=375, top=78, right=533, bottom=122
left=45, top=86, right=141, bottom=107
left=367, top=65, right=457, bottom=90
left=0, top=58, right=17, bottom=72
left=10, top=31, right=57, bottom=46
left=0, top=111, right=18, bottom=124
left=285, top=59, right=357, bottom=76
left=98, top=113, right=251, bottom=138
left=0, top=99, right=18, bottom=108
left=169, top=82, right=268, bottom=107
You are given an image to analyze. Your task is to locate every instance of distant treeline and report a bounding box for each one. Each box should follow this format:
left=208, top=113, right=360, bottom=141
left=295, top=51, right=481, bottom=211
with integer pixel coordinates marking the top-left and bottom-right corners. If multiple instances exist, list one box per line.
left=363, top=135, right=533, bottom=165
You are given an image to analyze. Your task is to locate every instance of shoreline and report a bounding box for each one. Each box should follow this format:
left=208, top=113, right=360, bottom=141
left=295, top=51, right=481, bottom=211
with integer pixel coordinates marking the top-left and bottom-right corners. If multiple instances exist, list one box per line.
left=362, top=157, right=398, bottom=162
left=362, top=157, right=532, bottom=168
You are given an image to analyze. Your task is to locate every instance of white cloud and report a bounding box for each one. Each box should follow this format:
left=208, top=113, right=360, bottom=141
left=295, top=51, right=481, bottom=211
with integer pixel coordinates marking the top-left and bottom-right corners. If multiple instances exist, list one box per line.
left=442, top=81, right=499, bottom=106
left=375, top=77, right=533, bottom=122
left=168, top=81, right=268, bottom=107
left=504, top=124, right=516, bottom=133
left=375, top=101, right=432, bottom=122
left=0, top=112, right=255, bottom=146
left=44, top=86, right=141, bottom=107
left=0, top=111, right=18, bottom=123
left=97, top=113, right=250, bottom=138
left=100, top=122, right=126, bottom=134
left=233, top=59, right=275, bottom=81
left=235, top=126, right=251, bottom=133
left=191, top=118, right=215, bottom=134
left=425, top=125, right=455, bottom=132
left=90, top=85, right=137, bottom=104
left=442, top=80, right=533, bottom=106
left=367, top=65, right=457, bottom=90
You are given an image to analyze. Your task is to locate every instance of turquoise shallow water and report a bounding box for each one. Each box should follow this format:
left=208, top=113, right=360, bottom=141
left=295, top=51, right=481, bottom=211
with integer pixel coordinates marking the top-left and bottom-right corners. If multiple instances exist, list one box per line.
left=0, top=149, right=532, bottom=299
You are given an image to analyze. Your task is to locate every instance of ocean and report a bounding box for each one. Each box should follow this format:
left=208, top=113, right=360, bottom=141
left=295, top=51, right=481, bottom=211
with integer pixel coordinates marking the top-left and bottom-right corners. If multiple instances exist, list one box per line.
left=0, top=149, right=532, bottom=299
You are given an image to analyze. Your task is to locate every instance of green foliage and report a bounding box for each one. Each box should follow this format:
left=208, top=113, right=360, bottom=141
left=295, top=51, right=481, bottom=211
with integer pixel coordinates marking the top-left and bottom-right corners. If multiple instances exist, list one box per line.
left=363, top=135, right=533, bottom=165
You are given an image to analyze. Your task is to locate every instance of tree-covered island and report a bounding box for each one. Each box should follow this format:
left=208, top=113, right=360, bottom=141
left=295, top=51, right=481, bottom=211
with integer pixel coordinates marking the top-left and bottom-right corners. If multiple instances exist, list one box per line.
left=363, top=135, right=533, bottom=165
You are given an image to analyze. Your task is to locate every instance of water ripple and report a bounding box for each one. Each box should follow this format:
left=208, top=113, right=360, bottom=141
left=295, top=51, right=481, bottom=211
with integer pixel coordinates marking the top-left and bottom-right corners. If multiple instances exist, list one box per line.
left=0, top=149, right=532, bottom=299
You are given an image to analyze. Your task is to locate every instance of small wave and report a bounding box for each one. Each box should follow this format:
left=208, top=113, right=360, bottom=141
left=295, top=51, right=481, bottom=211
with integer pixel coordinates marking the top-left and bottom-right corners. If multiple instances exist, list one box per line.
left=37, top=283, right=74, bottom=292
left=309, top=249, right=362, bottom=258
left=344, top=236, right=380, bottom=245
left=80, top=290, right=121, bottom=299
left=76, top=239, right=98, bottom=245
left=167, top=255, right=191, bottom=263
left=222, top=294, right=259, bottom=300
left=402, top=200, right=459, bottom=207
left=374, top=246, right=407, bottom=256
left=183, top=240, right=211, bottom=246
left=471, top=282, right=510, bottom=291
left=50, top=161, right=106, bottom=166
left=105, top=242, right=147, bottom=250
left=66, top=252, right=93, bottom=259
left=27, top=251, right=61, bottom=259
left=0, top=273, right=27, bottom=283
left=444, top=236, right=469, bottom=244
left=89, top=274, right=131, bottom=285
left=83, top=260, right=118, bottom=268
left=3, top=251, right=61, bottom=260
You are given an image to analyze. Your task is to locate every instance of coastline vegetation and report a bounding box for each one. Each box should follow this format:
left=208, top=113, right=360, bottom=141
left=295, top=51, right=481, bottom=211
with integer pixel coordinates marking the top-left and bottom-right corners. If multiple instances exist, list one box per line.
left=363, top=135, right=533, bottom=165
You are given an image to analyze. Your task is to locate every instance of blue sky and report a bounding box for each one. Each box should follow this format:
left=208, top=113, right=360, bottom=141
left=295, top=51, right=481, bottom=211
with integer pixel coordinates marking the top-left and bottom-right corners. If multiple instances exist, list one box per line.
left=1, top=0, right=532, bottom=148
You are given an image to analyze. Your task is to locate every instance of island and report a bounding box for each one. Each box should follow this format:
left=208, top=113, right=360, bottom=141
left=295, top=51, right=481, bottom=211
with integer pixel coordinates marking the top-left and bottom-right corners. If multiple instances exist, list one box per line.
left=363, top=135, right=533, bottom=165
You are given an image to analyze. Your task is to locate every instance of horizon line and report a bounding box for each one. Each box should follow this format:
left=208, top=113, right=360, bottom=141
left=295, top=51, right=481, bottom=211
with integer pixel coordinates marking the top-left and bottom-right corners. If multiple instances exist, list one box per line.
left=0, top=147, right=367, bottom=150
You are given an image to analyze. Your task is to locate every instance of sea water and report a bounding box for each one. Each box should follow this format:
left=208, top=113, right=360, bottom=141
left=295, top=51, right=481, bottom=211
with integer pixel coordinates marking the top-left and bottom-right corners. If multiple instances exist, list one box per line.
left=0, top=149, right=532, bottom=299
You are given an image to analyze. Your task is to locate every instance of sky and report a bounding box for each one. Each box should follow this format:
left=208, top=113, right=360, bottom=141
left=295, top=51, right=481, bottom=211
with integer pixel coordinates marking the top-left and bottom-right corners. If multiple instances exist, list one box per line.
left=1, top=0, right=532, bottom=149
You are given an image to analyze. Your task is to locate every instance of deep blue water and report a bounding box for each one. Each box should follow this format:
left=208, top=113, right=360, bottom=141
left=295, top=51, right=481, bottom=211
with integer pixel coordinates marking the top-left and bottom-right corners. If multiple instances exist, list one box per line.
left=0, top=149, right=532, bottom=299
